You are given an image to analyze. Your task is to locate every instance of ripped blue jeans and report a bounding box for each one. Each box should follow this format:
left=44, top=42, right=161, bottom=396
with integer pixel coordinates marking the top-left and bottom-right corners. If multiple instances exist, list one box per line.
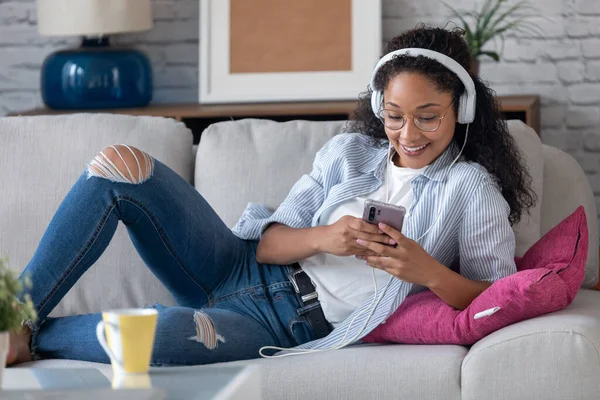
left=19, top=147, right=317, bottom=365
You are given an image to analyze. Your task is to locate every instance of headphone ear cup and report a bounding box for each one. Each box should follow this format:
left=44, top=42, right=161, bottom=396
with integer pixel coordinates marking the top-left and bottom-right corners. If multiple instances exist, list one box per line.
left=371, top=90, right=383, bottom=116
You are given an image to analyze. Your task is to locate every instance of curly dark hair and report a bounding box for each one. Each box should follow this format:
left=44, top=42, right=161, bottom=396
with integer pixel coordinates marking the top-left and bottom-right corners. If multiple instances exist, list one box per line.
left=346, top=25, right=536, bottom=225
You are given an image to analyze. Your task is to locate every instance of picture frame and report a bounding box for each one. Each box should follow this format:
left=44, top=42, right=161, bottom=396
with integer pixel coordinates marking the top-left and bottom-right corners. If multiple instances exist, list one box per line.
left=199, top=0, right=382, bottom=104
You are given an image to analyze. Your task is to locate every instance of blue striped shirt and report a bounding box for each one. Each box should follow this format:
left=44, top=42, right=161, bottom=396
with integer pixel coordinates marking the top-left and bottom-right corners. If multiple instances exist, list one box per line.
left=233, top=133, right=516, bottom=350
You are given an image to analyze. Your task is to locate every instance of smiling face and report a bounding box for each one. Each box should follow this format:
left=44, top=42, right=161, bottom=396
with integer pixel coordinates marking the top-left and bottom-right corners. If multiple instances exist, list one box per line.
left=381, top=72, right=457, bottom=169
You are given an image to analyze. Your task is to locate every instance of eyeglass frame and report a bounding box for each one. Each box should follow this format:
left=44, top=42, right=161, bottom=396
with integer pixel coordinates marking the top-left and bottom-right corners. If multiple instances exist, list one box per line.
left=377, top=100, right=456, bottom=132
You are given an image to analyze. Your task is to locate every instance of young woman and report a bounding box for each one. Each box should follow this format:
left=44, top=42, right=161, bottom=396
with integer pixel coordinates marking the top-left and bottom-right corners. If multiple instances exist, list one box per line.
left=8, top=26, right=535, bottom=365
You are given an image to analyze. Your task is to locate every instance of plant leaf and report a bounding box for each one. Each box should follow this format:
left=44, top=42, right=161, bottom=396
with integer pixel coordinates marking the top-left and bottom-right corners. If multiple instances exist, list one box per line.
left=0, top=258, right=37, bottom=331
left=443, top=2, right=477, bottom=54
left=479, top=0, right=505, bottom=35
left=489, top=1, right=532, bottom=32
left=481, top=17, right=539, bottom=44
left=474, top=0, right=490, bottom=40
left=512, top=20, right=545, bottom=37
left=479, top=51, right=501, bottom=61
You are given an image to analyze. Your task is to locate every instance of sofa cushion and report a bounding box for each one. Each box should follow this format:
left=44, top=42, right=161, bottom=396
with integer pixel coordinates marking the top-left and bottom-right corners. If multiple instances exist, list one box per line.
left=516, top=205, right=587, bottom=298
left=461, top=289, right=600, bottom=400
left=363, top=206, right=587, bottom=345
left=195, top=119, right=345, bottom=228
left=23, top=344, right=465, bottom=400
left=0, top=115, right=193, bottom=317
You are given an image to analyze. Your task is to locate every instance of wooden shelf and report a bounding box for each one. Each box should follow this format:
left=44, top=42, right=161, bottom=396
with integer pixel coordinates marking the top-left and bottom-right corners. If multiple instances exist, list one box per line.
left=10, top=95, right=540, bottom=142
left=11, top=101, right=358, bottom=120
left=496, top=95, right=540, bottom=136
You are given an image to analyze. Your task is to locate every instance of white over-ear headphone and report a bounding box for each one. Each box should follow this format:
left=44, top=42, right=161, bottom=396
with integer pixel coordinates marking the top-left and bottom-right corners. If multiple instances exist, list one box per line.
left=370, top=48, right=476, bottom=124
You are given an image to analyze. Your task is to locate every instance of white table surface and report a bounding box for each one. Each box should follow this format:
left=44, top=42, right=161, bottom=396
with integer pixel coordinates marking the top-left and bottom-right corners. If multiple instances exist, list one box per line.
left=2, top=365, right=261, bottom=400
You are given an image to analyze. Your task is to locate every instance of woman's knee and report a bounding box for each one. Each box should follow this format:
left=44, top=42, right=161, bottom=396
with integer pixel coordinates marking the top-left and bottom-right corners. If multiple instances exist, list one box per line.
left=87, top=144, right=155, bottom=184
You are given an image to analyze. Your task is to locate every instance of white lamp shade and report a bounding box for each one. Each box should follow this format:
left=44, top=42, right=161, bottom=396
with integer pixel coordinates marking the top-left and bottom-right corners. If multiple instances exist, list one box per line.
left=37, top=0, right=153, bottom=36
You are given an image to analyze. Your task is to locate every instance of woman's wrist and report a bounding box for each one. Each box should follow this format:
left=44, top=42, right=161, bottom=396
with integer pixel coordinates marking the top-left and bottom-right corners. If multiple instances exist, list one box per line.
left=310, top=225, right=329, bottom=254
left=424, top=260, right=450, bottom=289
left=425, top=262, right=492, bottom=310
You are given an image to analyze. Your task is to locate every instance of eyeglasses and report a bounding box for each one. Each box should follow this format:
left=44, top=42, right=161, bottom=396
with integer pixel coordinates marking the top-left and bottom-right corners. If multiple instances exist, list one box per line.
left=377, top=100, right=455, bottom=132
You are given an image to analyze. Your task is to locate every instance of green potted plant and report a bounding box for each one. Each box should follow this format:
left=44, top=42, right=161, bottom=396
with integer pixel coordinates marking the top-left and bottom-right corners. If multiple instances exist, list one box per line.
left=0, top=258, right=36, bottom=384
left=444, top=0, right=541, bottom=75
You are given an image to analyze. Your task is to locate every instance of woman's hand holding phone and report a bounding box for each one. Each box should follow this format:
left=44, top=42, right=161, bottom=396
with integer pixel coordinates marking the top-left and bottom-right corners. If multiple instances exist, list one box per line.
left=355, top=222, right=445, bottom=287
left=354, top=199, right=444, bottom=286
left=318, top=215, right=397, bottom=257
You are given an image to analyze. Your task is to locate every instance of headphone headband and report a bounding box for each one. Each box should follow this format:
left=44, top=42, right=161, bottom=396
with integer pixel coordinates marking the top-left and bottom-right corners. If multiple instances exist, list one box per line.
left=370, top=48, right=476, bottom=124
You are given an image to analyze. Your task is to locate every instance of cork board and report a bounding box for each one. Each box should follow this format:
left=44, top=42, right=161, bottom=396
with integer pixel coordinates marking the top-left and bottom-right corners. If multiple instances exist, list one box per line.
left=230, top=0, right=352, bottom=74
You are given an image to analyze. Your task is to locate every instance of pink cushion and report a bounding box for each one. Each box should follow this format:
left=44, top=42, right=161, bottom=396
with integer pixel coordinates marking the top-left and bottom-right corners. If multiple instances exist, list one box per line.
left=363, top=206, right=588, bottom=345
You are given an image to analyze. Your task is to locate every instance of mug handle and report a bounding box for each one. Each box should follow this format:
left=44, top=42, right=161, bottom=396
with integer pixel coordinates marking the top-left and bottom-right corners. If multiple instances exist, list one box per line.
left=96, top=321, right=124, bottom=369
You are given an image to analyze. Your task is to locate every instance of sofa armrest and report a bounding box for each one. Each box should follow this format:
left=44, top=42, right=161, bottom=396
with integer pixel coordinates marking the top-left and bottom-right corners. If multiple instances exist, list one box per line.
left=461, top=290, right=600, bottom=400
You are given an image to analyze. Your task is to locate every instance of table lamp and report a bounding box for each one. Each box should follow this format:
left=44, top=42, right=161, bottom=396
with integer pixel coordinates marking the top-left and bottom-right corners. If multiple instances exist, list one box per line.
left=37, top=0, right=154, bottom=109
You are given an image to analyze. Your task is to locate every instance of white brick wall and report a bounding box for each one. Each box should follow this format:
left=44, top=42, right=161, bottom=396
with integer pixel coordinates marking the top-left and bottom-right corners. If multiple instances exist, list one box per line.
left=382, top=0, right=600, bottom=233
left=0, top=0, right=199, bottom=114
left=0, top=0, right=599, bottom=230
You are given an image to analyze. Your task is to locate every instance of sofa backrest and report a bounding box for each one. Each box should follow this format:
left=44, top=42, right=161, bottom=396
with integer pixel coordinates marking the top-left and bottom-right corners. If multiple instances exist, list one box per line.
left=540, top=145, right=599, bottom=288
left=196, top=119, right=598, bottom=288
left=0, top=114, right=192, bottom=316
left=195, top=119, right=346, bottom=227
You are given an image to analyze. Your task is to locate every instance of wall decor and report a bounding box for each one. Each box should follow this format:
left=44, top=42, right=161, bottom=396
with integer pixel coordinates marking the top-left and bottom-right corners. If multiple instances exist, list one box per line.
left=199, top=0, right=382, bottom=103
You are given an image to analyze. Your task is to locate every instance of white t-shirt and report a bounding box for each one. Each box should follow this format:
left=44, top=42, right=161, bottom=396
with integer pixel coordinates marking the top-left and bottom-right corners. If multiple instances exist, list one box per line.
left=300, top=158, right=427, bottom=327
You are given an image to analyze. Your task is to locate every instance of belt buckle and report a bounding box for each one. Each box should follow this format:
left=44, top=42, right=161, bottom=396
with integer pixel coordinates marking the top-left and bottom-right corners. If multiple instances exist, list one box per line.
left=290, top=268, right=318, bottom=303
left=289, top=269, right=303, bottom=294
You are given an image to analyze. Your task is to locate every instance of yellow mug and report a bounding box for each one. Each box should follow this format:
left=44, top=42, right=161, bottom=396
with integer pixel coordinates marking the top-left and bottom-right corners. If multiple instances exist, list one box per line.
left=95, top=308, right=158, bottom=375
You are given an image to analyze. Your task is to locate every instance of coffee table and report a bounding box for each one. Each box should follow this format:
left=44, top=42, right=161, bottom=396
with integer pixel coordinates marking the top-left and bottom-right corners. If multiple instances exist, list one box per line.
left=1, top=365, right=261, bottom=399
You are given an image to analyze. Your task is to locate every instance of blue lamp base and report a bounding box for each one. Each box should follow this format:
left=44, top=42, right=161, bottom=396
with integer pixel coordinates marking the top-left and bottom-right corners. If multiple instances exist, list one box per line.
left=41, top=38, right=153, bottom=110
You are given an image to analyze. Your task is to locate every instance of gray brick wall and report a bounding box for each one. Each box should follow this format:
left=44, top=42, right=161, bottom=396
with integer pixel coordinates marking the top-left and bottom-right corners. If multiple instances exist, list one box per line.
left=1, top=0, right=599, bottom=230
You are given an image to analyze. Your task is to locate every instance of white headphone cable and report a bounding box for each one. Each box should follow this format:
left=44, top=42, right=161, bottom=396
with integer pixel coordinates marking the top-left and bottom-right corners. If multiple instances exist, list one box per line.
left=411, top=123, right=469, bottom=243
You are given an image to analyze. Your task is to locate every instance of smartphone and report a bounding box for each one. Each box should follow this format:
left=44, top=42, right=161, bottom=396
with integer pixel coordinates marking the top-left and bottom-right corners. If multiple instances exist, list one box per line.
left=362, top=199, right=406, bottom=233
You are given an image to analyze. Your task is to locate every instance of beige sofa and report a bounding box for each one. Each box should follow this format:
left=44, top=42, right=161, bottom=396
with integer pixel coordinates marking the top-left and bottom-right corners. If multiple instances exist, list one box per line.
left=1, top=115, right=599, bottom=400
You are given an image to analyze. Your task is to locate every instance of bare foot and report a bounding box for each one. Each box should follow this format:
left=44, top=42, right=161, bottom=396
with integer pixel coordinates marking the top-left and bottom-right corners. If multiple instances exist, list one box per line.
left=6, top=328, right=32, bottom=366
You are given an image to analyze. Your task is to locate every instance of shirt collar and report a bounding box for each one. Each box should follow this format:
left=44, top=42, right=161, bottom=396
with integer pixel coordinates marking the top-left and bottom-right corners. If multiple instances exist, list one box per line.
left=422, top=141, right=461, bottom=182
left=374, top=141, right=461, bottom=182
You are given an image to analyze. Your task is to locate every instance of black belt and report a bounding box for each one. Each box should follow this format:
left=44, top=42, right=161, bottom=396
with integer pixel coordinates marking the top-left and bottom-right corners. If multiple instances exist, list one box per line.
left=289, top=263, right=332, bottom=339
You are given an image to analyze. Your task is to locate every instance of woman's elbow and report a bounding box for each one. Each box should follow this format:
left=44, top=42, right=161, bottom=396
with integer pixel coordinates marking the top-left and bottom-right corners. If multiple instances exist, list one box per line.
left=256, top=224, right=280, bottom=264
left=255, top=240, right=268, bottom=264
left=256, top=235, right=279, bottom=264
